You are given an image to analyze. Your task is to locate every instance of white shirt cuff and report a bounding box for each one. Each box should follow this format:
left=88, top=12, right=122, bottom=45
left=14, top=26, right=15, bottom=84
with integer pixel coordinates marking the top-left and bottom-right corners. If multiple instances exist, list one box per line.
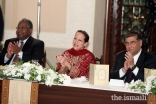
left=119, top=68, right=126, bottom=78
left=18, top=51, right=23, bottom=59
left=132, top=67, right=139, bottom=76
left=4, top=54, right=9, bottom=63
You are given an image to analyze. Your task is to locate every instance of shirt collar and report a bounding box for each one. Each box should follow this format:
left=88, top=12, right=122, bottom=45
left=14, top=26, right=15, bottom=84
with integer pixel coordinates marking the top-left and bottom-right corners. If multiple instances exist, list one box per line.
left=19, top=37, right=29, bottom=44
left=133, top=49, right=142, bottom=64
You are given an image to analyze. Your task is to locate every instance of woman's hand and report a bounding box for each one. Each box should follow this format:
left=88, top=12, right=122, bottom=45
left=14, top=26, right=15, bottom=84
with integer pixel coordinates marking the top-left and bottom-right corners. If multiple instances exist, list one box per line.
left=56, top=55, right=69, bottom=67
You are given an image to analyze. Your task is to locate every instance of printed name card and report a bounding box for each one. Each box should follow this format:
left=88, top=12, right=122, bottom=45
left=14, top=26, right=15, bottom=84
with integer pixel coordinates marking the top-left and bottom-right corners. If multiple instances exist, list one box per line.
left=109, top=79, right=124, bottom=87
left=89, top=64, right=109, bottom=86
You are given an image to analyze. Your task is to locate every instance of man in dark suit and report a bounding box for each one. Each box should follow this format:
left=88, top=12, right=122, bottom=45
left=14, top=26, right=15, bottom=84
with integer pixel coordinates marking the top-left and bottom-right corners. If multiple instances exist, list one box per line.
left=0, top=18, right=44, bottom=65
left=110, top=32, right=156, bottom=83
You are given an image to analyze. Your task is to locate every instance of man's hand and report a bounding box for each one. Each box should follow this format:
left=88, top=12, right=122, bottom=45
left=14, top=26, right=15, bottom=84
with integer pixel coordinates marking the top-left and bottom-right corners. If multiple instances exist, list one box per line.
left=122, top=61, right=129, bottom=73
left=125, top=52, right=134, bottom=69
left=6, top=42, right=14, bottom=58
left=10, top=41, right=22, bottom=54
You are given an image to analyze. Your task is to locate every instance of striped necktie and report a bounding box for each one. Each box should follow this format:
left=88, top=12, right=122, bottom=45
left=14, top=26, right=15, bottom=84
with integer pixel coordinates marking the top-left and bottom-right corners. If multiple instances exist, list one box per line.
left=124, top=68, right=133, bottom=83
left=12, top=41, right=24, bottom=64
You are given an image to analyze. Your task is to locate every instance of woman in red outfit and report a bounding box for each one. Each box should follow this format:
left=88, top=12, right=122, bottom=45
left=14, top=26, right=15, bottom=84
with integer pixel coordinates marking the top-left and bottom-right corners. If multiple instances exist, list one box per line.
left=56, top=30, right=96, bottom=79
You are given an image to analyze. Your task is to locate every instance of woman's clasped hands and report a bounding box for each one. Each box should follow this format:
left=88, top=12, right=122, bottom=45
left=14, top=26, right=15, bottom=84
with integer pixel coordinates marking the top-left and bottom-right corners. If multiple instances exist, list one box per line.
left=56, top=55, right=69, bottom=67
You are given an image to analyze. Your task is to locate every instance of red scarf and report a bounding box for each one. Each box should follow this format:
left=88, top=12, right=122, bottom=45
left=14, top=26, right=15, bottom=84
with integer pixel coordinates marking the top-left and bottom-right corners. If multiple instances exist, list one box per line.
left=67, top=48, right=91, bottom=56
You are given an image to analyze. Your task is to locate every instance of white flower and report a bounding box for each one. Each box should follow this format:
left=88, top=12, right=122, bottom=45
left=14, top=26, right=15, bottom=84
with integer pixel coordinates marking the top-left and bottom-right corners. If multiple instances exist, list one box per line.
left=146, top=76, right=156, bottom=82
left=22, top=62, right=32, bottom=67
left=11, top=69, right=16, bottom=76
left=24, top=74, right=30, bottom=80
left=16, top=73, right=22, bottom=77
left=36, top=74, right=41, bottom=81
left=45, top=76, right=54, bottom=86
left=59, top=74, right=71, bottom=85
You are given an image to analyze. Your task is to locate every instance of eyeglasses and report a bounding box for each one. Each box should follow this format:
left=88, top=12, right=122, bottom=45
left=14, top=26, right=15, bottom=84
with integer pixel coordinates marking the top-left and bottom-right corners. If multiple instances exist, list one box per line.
left=16, top=26, right=29, bottom=30
left=124, top=40, right=138, bottom=46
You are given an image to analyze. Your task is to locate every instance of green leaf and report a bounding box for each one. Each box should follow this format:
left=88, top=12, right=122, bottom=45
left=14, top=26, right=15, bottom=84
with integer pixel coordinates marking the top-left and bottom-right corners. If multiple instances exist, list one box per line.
left=151, top=88, right=156, bottom=94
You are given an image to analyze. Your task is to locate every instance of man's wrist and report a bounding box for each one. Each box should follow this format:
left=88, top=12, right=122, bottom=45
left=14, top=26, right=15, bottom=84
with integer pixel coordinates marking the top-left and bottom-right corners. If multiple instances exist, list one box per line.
left=6, top=53, right=11, bottom=58
left=122, top=67, right=127, bottom=73
left=131, top=65, right=137, bottom=71
left=18, top=51, right=22, bottom=56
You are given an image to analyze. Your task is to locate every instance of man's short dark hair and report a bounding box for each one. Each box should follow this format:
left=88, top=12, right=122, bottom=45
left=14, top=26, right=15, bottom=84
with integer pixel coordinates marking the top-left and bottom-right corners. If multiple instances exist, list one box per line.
left=19, top=18, right=33, bottom=29
left=124, top=32, right=142, bottom=42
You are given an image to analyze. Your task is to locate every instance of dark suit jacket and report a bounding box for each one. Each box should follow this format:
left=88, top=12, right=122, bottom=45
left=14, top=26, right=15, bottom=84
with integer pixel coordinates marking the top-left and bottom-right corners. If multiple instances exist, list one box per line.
left=0, top=36, right=44, bottom=65
left=110, top=50, right=156, bottom=81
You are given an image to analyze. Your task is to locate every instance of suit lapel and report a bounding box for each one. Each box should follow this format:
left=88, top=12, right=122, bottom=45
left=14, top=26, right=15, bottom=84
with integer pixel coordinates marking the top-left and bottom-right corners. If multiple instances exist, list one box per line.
left=12, top=38, right=19, bottom=43
left=22, top=36, right=33, bottom=51
left=136, top=50, right=145, bottom=68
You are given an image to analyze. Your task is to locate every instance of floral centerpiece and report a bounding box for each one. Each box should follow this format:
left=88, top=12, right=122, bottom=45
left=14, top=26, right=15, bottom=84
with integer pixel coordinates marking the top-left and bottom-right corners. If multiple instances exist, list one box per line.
left=125, top=80, right=146, bottom=93
left=0, top=61, right=71, bottom=86
left=125, top=76, right=156, bottom=94
left=125, top=76, right=156, bottom=104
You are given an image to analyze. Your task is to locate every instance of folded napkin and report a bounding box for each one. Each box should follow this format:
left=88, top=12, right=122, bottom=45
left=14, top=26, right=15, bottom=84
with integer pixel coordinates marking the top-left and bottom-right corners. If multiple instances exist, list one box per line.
left=71, top=76, right=88, bottom=83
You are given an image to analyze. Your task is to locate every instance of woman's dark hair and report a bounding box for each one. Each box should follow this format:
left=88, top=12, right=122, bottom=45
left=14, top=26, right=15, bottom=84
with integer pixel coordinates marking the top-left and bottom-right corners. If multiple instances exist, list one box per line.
left=77, top=30, right=89, bottom=43
left=124, top=31, right=142, bottom=42
left=19, top=18, right=33, bottom=29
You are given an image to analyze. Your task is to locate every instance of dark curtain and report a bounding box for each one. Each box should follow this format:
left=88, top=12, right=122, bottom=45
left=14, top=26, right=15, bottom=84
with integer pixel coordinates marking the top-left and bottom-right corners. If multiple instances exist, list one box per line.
left=0, top=6, right=4, bottom=41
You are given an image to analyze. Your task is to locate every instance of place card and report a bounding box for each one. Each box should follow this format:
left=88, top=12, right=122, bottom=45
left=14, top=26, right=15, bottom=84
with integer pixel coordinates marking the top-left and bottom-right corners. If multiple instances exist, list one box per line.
left=109, top=79, right=124, bottom=87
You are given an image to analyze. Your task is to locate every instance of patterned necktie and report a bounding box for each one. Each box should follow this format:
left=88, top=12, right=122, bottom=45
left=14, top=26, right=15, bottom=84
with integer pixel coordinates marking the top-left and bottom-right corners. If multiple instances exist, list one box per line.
left=124, top=68, right=133, bottom=83
left=12, top=41, right=24, bottom=64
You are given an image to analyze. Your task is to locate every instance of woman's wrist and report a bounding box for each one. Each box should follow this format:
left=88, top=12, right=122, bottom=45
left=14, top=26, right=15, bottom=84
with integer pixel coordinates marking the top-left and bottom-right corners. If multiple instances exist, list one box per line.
left=64, top=62, right=71, bottom=71
left=57, top=67, right=65, bottom=73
